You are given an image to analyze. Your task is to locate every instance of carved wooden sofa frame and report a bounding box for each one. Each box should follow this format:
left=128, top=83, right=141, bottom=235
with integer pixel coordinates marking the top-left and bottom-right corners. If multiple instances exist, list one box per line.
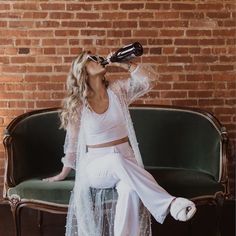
left=3, top=105, right=230, bottom=236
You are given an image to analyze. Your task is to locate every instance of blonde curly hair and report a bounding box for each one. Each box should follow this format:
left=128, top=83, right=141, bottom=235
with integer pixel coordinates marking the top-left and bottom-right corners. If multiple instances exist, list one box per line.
left=59, top=50, right=109, bottom=130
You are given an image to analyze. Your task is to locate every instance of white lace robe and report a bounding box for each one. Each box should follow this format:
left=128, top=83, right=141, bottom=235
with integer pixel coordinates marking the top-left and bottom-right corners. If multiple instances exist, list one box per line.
left=61, top=64, right=157, bottom=236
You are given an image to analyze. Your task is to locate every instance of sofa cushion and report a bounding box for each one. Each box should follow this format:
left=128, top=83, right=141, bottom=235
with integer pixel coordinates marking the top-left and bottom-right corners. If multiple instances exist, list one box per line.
left=7, top=168, right=224, bottom=205
left=147, top=168, right=224, bottom=198
left=7, top=175, right=74, bottom=205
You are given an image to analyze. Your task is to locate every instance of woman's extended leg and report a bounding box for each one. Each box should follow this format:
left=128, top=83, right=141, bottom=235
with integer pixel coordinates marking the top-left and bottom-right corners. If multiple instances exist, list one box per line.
left=110, top=143, right=196, bottom=224
left=110, top=148, right=176, bottom=224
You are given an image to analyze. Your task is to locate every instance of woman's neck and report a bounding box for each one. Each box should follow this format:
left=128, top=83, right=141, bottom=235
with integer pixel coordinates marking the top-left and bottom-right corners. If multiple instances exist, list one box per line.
left=87, top=76, right=107, bottom=99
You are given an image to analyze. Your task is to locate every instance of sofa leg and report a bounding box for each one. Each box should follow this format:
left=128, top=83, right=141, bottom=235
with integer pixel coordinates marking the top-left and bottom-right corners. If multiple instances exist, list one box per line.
left=215, top=193, right=224, bottom=236
left=37, top=210, right=43, bottom=235
left=9, top=194, right=22, bottom=236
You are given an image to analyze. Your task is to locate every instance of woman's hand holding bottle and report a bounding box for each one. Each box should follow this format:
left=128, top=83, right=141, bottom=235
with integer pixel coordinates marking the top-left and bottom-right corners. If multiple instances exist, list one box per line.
left=105, top=51, right=138, bottom=72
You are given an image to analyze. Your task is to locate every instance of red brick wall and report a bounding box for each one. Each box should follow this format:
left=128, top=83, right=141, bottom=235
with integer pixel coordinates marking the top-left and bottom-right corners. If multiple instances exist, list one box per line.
left=0, top=1, right=235, bottom=200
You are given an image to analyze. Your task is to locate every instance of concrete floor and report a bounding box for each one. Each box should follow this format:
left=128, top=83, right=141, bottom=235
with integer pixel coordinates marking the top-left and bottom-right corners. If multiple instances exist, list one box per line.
left=0, top=199, right=235, bottom=236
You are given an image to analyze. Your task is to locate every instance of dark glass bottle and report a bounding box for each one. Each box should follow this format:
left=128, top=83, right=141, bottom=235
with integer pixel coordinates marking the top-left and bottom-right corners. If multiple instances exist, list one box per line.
left=100, top=42, right=143, bottom=66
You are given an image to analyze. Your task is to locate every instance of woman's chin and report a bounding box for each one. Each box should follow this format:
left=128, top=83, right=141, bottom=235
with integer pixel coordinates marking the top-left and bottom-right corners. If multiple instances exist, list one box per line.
left=90, top=68, right=107, bottom=77
left=98, top=68, right=107, bottom=75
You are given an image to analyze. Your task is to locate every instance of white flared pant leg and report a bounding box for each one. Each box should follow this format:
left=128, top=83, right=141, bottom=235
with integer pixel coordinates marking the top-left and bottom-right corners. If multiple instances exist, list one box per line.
left=110, top=151, right=176, bottom=224
left=114, top=180, right=140, bottom=236
left=85, top=142, right=176, bottom=235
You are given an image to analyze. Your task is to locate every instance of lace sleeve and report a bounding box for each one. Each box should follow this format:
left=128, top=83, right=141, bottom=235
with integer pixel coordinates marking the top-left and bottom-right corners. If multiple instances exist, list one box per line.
left=61, top=117, right=80, bottom=170
left=119, top=64, right=157, bottom=105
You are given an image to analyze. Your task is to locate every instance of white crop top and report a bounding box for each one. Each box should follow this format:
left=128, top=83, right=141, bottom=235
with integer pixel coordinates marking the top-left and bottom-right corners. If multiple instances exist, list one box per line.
left=83, top=88, right=128, bottom=145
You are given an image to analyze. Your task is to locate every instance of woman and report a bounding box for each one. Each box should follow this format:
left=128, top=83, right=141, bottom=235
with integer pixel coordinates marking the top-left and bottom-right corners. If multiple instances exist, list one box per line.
left=43, top=50, right=197, bottom=236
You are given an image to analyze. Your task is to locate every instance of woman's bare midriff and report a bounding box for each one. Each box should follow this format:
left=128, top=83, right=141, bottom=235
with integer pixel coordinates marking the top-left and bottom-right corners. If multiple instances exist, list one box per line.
left=86, top=136, right=129, bottom=148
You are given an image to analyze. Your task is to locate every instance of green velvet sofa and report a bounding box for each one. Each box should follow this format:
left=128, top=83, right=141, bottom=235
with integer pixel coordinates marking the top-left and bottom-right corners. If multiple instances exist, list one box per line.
left=3, top=105, right=230, bottom=236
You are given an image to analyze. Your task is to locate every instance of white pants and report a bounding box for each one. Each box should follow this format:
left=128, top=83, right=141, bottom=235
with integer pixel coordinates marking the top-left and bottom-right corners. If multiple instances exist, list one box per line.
left=85, top=142, right=176, bottom=236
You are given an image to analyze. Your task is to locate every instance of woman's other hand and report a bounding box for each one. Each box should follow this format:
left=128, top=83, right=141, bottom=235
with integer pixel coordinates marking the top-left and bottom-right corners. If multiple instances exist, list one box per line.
left=42, top=174, right=64, bottom=182
left=42, top=173, right=66, bottom=182
left=42, top=172, right=68, bottom=182
left=42, top=167, right=72, bottom=182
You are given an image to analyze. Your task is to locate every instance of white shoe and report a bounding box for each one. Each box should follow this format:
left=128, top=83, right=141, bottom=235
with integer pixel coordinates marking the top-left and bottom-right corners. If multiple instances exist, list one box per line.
left=170, top=197, right=197, bottom=221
